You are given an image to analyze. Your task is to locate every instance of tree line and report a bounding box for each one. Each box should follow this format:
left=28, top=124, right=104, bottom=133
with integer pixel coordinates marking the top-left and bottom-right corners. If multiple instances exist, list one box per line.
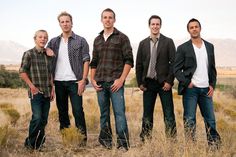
left=0, top=65, right=26, bottom=88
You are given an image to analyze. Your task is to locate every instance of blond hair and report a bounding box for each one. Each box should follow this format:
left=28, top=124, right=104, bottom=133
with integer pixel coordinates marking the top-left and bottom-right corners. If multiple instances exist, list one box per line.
left=33, top=30, right=48, bottom=40
left=57, top=11, right=73, bottom=23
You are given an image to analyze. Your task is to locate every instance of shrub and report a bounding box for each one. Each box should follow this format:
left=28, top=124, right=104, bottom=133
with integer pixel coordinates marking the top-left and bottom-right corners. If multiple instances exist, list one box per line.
left=0, top=103, right=20, bottom=125
left=60, top=127, right=85, bottom=146
left=0, top=125, right=18, bottom=148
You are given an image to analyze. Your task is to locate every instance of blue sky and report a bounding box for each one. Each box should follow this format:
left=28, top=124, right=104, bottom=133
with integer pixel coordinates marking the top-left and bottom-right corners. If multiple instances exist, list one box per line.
left=1, top=0, right=236, bottom=47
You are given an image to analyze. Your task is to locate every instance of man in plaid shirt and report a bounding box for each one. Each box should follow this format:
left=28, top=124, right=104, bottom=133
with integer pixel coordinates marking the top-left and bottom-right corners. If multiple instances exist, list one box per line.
left=90, top=8, right=133, bottom=151
left=19, top=30, right=54, bottom=150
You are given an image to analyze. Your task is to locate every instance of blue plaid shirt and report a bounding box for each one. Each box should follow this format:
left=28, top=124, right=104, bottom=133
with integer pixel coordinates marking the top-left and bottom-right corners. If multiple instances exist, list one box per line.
left=47, top=32, right=90, bottom=81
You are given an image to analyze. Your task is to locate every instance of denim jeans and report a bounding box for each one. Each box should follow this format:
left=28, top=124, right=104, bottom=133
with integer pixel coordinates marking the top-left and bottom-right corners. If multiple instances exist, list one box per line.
left=183, top=87, right=221, bottom=146
left=25, top=93, right=50, bottom=149
left=54, top=81, right=87, bottom=139
left=140, top=78, right=177, bottom=140
left=97, top=81, right=129, bottom=149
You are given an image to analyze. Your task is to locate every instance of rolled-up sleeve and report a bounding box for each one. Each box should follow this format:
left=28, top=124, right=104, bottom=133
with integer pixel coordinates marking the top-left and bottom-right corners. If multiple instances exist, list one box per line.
left=81, top=37, right=90, bottom=62
left=89, top=41, right=98, bottom=69
left=19, top=51, right=30, bottom=74
left=122, top=36, right=134, bottom=67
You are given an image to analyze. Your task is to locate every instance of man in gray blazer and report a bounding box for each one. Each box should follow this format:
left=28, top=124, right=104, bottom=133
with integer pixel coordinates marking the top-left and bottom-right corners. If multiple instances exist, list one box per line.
left=174, top=18, right=221, bottom=149
left=136, top=15, right=177, bottom=142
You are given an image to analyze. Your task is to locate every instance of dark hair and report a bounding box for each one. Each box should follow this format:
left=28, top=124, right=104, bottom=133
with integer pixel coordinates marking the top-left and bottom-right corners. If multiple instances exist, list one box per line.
left=148, top=15, right=162, bottom=26
left=101, top=8, right=116, bottom=19
left=187, top=18, right=201, bottom=31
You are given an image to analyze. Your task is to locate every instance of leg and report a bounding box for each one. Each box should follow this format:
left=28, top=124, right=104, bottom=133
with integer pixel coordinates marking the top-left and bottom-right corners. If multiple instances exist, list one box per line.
left=110, top=85, right=129, bottom=149
left=35, top=97, right=50, bottom=148
left=198, top=88, right=221, bottom=147
left=183, top=87, right=198, bottom=142
left=141, top=88, right=157, bottom=141
left=54, top=81, right=70, bottom=130
left=25, top=93, right=44, bottom=149
left=97, top=82, right=112, bottom=148
left=159, top=88, right=177, bottom=139
left=68, top=81, right=87, bottom=141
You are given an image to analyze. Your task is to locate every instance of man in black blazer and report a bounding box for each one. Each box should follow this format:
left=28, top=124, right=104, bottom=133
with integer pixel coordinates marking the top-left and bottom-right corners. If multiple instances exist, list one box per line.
left=174, top=18, right=221, bottom=149
left=136, top=15, right=177, bottom=142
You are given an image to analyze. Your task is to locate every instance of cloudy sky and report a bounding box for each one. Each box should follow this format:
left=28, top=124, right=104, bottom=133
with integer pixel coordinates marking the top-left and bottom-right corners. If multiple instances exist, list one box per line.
left=1, top=0, right=236, bottom=47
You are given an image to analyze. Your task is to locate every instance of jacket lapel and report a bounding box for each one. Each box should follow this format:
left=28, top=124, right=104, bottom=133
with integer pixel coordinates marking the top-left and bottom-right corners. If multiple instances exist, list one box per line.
left=156, top=34, right=163, bottom=59
left=144, top=37, right=151, bottom=65
left=187, top=40, right=197, bottom=64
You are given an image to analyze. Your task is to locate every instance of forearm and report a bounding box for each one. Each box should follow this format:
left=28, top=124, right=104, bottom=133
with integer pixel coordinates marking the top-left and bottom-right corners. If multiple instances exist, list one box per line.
left=119, top=64, right=132, bottom=82
left=82, top=61, right=89, bottom=80
left=90, top=68, right=96, bottom=81
left=20, top=73, right=34, bottom=88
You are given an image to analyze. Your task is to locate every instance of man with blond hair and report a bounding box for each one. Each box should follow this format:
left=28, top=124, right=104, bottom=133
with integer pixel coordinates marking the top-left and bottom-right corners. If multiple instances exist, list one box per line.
left=47, top=11, right=90, bottom=146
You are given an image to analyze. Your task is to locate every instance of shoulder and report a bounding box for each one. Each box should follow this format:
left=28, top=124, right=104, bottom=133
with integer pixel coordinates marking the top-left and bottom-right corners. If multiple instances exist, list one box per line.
left=139, top=37, right=149, bottom=45
left=115, top=28, right=130, bottom=40
left=159, top=34, right=173, bottom=42
left=202, top=39, right=213, bottom=47
left=178, top=40, right=191, bottom=49
left=23, top=48, right=34, bottom=56
left=48, top=35, right=60, bottom=44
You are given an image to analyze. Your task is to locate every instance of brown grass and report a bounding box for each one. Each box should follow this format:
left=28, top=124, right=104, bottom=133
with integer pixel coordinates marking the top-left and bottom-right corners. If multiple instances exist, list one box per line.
left=0, top=87, right=235, bottom=157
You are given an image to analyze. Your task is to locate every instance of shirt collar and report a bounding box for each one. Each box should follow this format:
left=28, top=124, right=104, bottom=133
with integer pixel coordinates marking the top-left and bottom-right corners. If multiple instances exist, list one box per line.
left=34, top=47, right=46, bottom=54
left=149, top=34, right=160, bottom=42
left=99, top=27, right=119, bottom=36
left=59, top=31, right=77, bottom=40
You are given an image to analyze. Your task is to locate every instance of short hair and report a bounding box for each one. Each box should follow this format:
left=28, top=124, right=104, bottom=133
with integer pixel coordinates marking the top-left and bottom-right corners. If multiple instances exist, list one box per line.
left=33, top=30, right=48, bottom=40
left=57, top=11, right=73, bottom=23
left=148, top=15, right=162, bottom=26
left=187, top=18, right=201, bottom=31
left=101, top=8, right=116, bottom=19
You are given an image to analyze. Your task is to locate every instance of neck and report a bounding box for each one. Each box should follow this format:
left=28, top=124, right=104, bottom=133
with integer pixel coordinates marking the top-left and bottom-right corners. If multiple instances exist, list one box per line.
left=151, top=33, right=159, bottom=39
left=35, top=46, right=44, bottom=51
left=191, top=37, right=203, bottom=48
left=104, top=27, right=114, bottom=35
left=62, top=31, right=72, bottom=39
left=191, top=37, right=202, bottom=44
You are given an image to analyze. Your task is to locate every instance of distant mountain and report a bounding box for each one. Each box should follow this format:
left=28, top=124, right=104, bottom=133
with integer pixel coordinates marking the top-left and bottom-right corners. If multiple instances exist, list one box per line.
left=0, top=40, right=28, bottom=64
left=0, top=39, right=236, bottom=67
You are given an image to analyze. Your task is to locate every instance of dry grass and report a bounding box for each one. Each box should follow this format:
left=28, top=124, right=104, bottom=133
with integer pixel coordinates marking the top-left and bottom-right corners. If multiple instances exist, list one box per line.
left=0, top=87, right=235, bottom=157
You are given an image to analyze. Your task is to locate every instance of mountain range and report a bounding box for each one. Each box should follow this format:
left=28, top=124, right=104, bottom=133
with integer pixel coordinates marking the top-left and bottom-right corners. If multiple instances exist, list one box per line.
left=0, top=39, right=235, bottom=67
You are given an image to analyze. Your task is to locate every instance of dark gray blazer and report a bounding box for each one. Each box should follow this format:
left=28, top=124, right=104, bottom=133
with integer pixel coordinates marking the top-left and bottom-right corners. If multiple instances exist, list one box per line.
left=135, top=34, right=176, bottom=87
left=173, top=39, right=217, bottom=95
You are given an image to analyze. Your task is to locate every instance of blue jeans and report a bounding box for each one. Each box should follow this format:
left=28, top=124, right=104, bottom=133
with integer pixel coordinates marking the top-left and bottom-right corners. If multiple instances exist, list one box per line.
left=141, top=78, right=177, bottom=140
left=25, top=93, right=50, bottom=149
left=97, top=81, right=129, bottom=148
left=183, top=87, right=221, bottom=146
left=54, top=81, right=87, bottom=139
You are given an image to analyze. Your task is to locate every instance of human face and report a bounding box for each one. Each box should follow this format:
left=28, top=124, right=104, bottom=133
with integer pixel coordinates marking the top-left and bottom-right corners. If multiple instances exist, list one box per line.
left=34, top=32, right=48, bottom=49
left=188, top=21, right=201, bottom=39
left=59, top=15, right=72, bottom=33
left=101, top=11, right=115, bottom=29
left=149, top=18, right=161, bottom=36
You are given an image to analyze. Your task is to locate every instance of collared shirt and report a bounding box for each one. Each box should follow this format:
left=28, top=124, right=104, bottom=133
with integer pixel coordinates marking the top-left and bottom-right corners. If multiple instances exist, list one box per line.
left=147, top=36, right=159, bottom=78
left=54, top=38, right=77, bottom=81
left=47, top=32, right=90, bottom=81
left=19, top=47, right=53, bottom=97
left=90, top=28, right=134, bottom=82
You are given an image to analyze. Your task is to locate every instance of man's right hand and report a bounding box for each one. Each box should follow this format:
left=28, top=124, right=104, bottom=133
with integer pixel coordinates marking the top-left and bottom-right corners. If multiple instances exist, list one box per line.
left=30, top=84, right=39, bottom=95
